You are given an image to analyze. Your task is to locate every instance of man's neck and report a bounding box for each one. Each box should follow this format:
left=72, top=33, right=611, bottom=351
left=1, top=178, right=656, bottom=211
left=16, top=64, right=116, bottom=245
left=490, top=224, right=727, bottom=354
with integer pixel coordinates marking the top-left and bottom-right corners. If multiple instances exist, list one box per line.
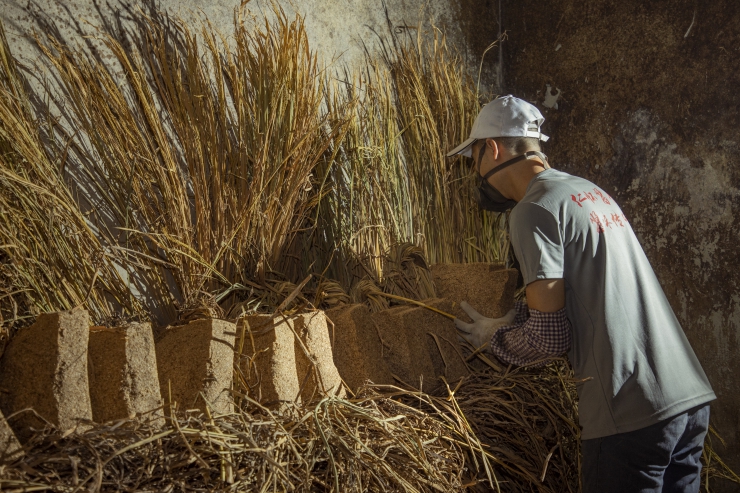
left=505, top=158, right=549, bottom=202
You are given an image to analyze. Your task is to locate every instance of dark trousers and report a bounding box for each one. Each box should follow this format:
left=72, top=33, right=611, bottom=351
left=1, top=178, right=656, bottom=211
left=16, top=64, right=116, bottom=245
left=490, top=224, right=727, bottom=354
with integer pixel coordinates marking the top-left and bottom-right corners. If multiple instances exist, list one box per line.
left=582, top=404, right=710, bottom=493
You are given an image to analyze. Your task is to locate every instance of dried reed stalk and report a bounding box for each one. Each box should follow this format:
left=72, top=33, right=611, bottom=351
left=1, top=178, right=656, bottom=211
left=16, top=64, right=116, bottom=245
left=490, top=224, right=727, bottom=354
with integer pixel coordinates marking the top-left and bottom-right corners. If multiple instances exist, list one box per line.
left=32, top=6, right=342, bottom=322
left=0, top=21, right=140, bottom=342
left=301, top=21, right=510, bottom=303
left=387, top=26, right=508, bottom=266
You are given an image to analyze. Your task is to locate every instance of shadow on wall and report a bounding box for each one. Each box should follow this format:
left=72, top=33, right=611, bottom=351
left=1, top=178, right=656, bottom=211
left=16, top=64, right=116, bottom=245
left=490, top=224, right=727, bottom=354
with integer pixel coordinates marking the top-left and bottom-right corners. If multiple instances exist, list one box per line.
left=501, top=0, right=740, bottom=489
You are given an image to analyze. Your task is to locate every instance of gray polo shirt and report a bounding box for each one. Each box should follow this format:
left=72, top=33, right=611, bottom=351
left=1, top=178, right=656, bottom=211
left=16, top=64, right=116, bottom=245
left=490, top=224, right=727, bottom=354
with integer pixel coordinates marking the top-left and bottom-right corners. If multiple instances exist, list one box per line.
left=510, top=169, right=715, bottom=440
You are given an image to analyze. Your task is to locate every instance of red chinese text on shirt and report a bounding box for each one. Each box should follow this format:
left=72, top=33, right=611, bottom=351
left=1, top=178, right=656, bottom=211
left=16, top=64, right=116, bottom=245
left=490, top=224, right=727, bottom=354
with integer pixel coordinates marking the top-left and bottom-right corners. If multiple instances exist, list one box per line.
left=589, top=211, right=605, bottom=233
left=611, top=213, right=624, bottom=227
left=594, top=188, right=611, bottom=205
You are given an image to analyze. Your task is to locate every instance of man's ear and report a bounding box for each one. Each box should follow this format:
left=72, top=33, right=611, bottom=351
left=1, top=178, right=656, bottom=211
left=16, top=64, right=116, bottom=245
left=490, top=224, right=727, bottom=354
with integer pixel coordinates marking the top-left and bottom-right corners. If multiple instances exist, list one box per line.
left=486, top=138, right=500, bottom=161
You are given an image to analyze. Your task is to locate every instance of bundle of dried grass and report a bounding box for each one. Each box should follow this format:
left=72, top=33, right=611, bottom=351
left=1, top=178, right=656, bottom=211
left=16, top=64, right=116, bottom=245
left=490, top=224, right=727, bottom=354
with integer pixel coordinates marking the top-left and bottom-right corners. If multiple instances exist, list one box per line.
left=387, top=25, right=508, bottom=266
left=301, top=20, right=510, bottom=302
left=0, top=22, right=140, bottom=343
left=9, top=5, right=509, bottom=323
left=33, top=6, right=342, bottom=322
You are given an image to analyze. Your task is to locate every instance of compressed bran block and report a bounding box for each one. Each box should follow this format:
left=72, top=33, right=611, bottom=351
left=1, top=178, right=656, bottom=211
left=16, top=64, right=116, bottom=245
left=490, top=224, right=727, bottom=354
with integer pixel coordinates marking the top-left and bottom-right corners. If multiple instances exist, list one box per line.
left=236, top=315, right=301, bottom=405
left=156, top=319, right=235, bottom=415
left=293, top=311, right=346, bottom=402
left=0, top=309, right=92, bottom=443
left=431, top=263, right=518, bottom=319
left=236, top=312, right=345, bottom=406
left=404, top=299, right=469, bottom=384
left=0, top=409, right=23, bottom=463
left=88, top=323, right=163, bottom=425
left=326, top=304, right=393, bottom=392
left=370, top=305, right=437, bottom=390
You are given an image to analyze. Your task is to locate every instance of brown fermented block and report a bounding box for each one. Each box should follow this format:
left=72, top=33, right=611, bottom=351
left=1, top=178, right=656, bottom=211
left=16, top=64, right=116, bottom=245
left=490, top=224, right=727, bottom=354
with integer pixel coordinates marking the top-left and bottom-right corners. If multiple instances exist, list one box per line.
left=293, top=311, right=345, bottom=402
left=0, top=409, right=23, bottom=463
left=0, top=309, right=92, bottom=442
left=236, top=315, right=301, bottom=405
left=236, top=312, right=345, bottom=406
left=371, top=305, right=437, bottom=390
left=404, top=299, right=470, bottom=385
left=431, top=263, right=518, bottom=318
left=326, top=304, right=393, bottom=392
left=156, top=319, right=235, bottom=415
left=88, top=323, right=163, bottom=425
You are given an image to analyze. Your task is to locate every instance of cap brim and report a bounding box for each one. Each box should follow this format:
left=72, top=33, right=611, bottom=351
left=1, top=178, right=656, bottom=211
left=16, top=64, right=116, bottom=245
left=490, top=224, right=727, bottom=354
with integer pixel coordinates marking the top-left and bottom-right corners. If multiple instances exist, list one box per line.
left=446, top=137, right=476, bottom=158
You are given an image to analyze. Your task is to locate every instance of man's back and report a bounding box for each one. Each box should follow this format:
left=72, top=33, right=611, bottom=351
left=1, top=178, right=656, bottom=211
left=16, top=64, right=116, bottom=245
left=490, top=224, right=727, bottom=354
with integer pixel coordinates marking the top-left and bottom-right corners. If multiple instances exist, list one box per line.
left=510, top=169, right=715, bottom=439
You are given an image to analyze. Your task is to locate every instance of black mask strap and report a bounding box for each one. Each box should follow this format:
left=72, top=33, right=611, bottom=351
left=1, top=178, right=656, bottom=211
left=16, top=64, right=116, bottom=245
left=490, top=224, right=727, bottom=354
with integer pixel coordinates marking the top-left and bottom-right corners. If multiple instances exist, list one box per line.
left=481, top=150, right=549, bottom=182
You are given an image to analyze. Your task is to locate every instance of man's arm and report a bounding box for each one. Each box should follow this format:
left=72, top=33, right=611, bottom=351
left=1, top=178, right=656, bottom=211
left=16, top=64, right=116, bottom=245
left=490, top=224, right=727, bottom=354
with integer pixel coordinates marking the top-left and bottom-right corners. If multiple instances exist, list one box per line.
left=488, top=278, right=571, bottom=366
left=526, top=278, right=565, bottom=312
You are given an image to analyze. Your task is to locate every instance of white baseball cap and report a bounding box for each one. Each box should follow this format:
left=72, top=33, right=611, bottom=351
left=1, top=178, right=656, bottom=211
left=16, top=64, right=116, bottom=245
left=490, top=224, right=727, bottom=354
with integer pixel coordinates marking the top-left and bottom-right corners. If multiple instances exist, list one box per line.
left=446, top=95, right=550, bottom=158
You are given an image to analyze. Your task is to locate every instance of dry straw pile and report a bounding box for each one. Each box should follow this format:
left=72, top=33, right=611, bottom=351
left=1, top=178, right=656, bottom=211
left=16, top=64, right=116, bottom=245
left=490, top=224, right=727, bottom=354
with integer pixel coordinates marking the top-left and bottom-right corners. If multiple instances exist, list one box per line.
left=0, top=363, right=582, bottom=492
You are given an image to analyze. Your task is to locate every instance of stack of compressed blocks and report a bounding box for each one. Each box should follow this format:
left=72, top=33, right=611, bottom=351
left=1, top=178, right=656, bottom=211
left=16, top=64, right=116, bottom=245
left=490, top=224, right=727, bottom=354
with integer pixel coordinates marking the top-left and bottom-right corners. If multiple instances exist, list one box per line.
left=0, top=262, right=516, bottom=458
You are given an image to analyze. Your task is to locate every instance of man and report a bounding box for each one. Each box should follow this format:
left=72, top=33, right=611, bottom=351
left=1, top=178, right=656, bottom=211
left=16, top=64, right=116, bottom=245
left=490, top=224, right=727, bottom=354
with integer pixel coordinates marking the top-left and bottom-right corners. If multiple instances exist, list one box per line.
left=447, top=95, right=716, bottom=493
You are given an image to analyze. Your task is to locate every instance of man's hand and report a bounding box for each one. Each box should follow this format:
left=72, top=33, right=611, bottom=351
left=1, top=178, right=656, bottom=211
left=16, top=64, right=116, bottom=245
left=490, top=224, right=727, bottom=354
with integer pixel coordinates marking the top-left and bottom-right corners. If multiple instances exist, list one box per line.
left=454, top=301, right=516, bottom=349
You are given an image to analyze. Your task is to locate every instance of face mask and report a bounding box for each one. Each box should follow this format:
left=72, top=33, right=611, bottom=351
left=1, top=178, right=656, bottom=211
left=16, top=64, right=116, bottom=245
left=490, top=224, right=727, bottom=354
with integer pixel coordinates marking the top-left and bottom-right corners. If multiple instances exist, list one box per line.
left=474, top=147, right=548, bottom=212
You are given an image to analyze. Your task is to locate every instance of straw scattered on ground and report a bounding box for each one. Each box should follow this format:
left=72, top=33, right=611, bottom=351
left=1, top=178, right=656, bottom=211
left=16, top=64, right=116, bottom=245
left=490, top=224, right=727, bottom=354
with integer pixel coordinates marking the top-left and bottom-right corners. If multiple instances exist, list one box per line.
left=0, top=363, right=581, bottom=493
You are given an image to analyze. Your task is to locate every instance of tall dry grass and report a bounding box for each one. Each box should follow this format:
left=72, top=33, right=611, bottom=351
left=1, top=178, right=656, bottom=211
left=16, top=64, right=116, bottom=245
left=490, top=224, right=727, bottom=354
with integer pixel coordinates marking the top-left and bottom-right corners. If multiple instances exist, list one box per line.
left=32, top=7, right=341, bottom=320
left=305, top=24, right=509, bottom=297
left=3, top=6, right=508, bottom=325
left=0, top=22, right=139, bottom=343
left=389, top=27, right=509, bottom=265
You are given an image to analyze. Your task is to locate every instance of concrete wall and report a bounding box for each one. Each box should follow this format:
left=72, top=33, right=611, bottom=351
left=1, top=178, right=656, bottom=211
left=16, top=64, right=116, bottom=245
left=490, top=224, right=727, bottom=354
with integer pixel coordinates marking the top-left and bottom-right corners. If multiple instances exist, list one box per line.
left=501, top=0, right=740, bottom=488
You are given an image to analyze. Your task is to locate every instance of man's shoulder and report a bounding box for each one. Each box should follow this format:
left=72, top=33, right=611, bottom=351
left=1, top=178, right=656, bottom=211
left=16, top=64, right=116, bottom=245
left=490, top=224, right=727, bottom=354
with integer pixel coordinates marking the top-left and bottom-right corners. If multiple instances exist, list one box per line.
left=530, top=168, right=596, bottom=190
left=523, top=169, right=603, bottom=208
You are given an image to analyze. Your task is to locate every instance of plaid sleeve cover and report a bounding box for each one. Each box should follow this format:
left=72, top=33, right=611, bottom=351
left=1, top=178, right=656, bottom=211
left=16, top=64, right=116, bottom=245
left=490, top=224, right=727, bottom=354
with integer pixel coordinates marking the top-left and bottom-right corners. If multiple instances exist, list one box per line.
left=489, top=302, right=572, bottom=367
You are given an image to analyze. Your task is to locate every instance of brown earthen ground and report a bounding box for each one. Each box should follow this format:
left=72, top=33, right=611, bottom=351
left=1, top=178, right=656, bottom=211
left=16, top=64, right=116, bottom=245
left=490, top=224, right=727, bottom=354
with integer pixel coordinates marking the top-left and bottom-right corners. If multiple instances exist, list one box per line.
left=325, top=304, right=393, bottom=392
left=88, top=323, right=163, bottom=425
left=156, top=319, right=235, bottom=415
left=0, top=309, right=92, bottom=442
left=431, top=263, right=518, bottom=319
left=236, top=315, right=301, bottom=406
left=0, top=409, right=22, bottom=463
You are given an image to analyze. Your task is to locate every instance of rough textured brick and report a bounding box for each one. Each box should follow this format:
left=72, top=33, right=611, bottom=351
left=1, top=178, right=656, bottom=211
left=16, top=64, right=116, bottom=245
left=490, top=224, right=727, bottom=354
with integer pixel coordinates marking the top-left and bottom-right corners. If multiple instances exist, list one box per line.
left=88, top=322, right=163, bottom=425
left=325, top=304, right=393, bottom=392
left=236, top=314, right=301, bottom=405
left=236, top=312, right=345, bottom=406
left=0, top=308, right=92, bottom=442
left=0, top=409, right=22, bottom=463
left=293, top=311, right=345, bottom=402
left=156, top=319, right=235, bottom=415
left=371, top=305, right=437, bottom=390
left=402, top=299, right=470, bottom=386
left=431, top=263, right=518, bottom=318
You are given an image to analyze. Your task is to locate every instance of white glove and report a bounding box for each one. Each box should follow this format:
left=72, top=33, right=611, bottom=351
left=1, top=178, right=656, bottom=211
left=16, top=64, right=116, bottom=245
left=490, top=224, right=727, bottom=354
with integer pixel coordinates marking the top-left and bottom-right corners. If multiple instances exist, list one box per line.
left=454, top=301, right=517, bottom=349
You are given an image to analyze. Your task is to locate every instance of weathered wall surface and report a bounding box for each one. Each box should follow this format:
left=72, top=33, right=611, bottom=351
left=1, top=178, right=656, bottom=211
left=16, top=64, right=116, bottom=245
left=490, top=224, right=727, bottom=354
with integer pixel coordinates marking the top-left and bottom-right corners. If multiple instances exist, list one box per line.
left=0, top=0, right=493, bottom=73
left=502, top=0, right=740, bottom=486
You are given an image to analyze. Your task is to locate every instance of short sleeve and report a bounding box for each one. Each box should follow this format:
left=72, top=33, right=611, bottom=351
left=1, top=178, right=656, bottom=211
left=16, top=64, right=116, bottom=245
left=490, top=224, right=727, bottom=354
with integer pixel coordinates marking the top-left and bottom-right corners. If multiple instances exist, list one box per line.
left=510, top=202, right=564, bottom=285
